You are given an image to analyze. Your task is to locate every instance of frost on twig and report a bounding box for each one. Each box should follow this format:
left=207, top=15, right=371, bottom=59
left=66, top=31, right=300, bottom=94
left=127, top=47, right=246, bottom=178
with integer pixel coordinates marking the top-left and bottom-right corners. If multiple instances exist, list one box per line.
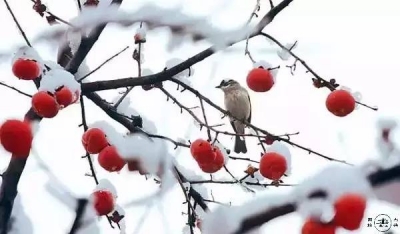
left=277, top=41, right=297, bottom=61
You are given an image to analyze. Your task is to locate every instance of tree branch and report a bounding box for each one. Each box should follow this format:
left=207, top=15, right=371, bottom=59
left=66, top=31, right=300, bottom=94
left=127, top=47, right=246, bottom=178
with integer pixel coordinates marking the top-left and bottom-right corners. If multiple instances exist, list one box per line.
left=79, top=0, right=294, bottom=93
left=233, top=164, right=400, bottom=233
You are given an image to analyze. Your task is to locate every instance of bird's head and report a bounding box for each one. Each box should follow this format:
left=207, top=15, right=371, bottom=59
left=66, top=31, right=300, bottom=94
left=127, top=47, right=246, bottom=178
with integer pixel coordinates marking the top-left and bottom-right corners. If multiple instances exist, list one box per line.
left=215, top=79, right=241, bottom=92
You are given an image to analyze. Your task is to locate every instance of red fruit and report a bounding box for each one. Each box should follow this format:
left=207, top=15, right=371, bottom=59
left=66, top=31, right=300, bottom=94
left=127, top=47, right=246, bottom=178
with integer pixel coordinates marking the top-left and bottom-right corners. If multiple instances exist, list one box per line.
left=55, top=86, right=73, bottom=108
left=98, top=146, right=126, bottom=172
left=326, top=90, right=355, bottom=117
left=302, top=219, right=336, bottom=234
left=199, top=147, right=225, bottom=173
left=12, top=59, right=40, bottom=80
left=81, top=128, right=109, bottom=154
left=0, top=119, right=33, bottom=157
left=246, top=68, right=274, bottom=92
left=32, top=91, right=60, bottom=118
left=190, top=139, right=215, bottom=164
left=259, top=152, right=287, bottom=180
left=264, top=136, right=274, bottom=145
left=333, top=193, right=366, bottom=230
left=92, top=190, right=114, bottom=216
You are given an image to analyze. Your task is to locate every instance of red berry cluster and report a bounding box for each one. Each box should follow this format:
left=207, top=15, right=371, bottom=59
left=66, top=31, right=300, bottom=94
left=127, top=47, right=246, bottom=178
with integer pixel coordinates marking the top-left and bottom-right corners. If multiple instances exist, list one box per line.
left=190, top=139, right=225, bottom=173
left=82, top=128, right=126, bottom=172
left=301, top=193, right=367, bottom=234
left=82, top=128, right=161, bottom=175
left=32, top=86, right=79, bottom=118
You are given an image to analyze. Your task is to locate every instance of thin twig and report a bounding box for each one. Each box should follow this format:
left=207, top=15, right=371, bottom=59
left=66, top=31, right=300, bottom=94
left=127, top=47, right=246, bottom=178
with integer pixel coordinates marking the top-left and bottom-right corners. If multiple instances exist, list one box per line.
left=76, top=0, right=82, bottom=11
left=79, top=95, right=115, bottom=228
left=244, top=0, right=261, bottom=63
left=199, top=98, right=212, bottom=141
left=114, top=23, right=144, bottom=108
left=0, top=82, right=32, bottom=97
left=3, top=0, right=32, bottom=47
left=170, top=78, right=352, bottom=165
left=77, top=46, right=130, bottom=82
left=189, top=179, right=295, bottom=187
left=260, top=32, right=377, bottom=111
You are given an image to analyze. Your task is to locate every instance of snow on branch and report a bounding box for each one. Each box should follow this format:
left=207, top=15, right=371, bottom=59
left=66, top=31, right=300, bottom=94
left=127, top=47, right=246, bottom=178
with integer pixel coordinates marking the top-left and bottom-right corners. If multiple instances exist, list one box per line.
left=202, top=160, right=400, bottom=234
left=30, top=3, right=252, bottom=52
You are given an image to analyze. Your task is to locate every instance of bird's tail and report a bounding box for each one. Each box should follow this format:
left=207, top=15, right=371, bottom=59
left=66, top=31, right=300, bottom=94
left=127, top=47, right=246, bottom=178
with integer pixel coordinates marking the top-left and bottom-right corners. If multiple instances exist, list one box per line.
left=234, top=135, right=247, bottom=154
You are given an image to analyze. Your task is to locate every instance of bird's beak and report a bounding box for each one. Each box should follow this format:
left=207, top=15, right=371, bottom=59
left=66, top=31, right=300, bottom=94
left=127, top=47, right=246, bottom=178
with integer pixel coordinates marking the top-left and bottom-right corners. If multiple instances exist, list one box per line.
left=215, top=85, right=221, bottom=89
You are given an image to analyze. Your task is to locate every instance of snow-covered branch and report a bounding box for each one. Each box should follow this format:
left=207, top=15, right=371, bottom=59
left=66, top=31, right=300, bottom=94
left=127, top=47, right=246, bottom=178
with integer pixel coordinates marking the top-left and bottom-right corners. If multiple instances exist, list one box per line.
left=202, top=161, right=400, bottom=234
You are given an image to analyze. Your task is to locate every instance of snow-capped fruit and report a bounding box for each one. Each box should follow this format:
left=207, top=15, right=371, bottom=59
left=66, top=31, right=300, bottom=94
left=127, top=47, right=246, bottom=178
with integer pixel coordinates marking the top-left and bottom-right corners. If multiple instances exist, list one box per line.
left=55, top=86, right=73, bottom=108
left=0, top=119, right=33, bottom=157
left=302, top=219, right=336, bottom=234
left=259, top=152, right=287, bottom=180
left=81, top=128, right=109, bottom=154
left=326, top=90, right=356, bottom=117
left=92, top=190, right=114, bottom=216
left=98, top=146, right=126, bottom=172
left=198, top=147, right=225, bottom=173
left=246, top=68, right=274, bottom=92
left=12, top=59, right=40, bottom=80
left=134, top=33, right=146, bottom=43
left=333, top=193, right=366, bottom=230
left=32, top=91, right=60, bottom=118
left=190, top=139, right=215, bottom=164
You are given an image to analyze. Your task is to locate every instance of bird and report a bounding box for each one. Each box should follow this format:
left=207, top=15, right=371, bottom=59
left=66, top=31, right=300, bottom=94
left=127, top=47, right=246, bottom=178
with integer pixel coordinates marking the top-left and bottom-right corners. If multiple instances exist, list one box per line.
left=216, top=79, right=251, bottom=154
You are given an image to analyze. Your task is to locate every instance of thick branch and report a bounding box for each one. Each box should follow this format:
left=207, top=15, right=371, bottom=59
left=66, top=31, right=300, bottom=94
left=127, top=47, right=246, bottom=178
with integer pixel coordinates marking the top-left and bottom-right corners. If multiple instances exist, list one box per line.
left=79, top=0, right=294, bottom=93
left=0, top=110, right=41, bottom=233
left=84, top=92, right=210, bottom=211
left=68, top=199, right=88, bottom=234
left=233, top=164, right=400, bottom=233
left=65, top=0, right=123, bottom=74
left=0, top=1, right=123, bottom=231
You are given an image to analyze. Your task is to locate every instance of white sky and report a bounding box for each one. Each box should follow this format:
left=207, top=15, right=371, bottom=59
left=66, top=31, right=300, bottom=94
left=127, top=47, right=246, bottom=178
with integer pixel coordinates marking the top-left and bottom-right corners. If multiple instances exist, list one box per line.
left=0, top=0, right=400, bottom=233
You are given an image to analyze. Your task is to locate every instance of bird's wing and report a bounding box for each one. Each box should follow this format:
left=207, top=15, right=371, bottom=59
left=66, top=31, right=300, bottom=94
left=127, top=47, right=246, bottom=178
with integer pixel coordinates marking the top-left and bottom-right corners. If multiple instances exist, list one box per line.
left=230, top=120, right=237, bottom=133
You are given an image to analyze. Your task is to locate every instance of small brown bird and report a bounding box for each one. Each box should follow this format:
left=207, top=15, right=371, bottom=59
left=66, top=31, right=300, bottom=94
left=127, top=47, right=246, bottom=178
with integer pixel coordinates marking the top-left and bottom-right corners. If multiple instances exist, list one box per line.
left=216, top=79, right=251, bottom=154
